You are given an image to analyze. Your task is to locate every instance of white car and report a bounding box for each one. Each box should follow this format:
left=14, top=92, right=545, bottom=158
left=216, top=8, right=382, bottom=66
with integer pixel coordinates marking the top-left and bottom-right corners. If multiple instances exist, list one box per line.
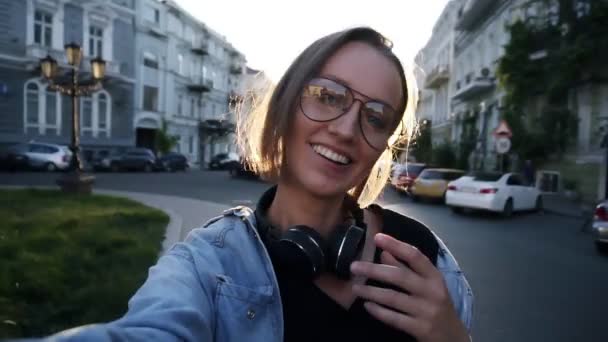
left=22, top=142, right=72, bottom=172
left=445, top=172, right=542, bottom=217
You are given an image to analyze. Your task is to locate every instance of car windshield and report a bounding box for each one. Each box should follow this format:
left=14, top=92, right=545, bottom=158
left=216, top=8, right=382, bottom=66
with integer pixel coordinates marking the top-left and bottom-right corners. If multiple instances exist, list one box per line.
left=404, top=164, right=425, bottom=174
left=473, top=173, right=503, bottom=182
left=419, top=170, right=443, bottom=180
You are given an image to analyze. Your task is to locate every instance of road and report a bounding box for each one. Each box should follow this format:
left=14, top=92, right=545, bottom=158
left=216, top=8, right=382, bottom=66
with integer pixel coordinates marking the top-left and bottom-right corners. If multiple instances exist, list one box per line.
left=2, top=170, right=607, bottom=342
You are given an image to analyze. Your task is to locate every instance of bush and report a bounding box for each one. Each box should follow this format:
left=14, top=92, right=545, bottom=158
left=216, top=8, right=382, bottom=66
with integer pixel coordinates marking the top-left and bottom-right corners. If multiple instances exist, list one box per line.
left=0, top=189, right=168, bottom=339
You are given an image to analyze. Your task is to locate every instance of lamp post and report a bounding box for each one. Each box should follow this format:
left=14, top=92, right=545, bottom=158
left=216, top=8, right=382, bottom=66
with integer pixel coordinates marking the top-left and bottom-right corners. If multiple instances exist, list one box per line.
left=40, top=42, right=106, bottom=194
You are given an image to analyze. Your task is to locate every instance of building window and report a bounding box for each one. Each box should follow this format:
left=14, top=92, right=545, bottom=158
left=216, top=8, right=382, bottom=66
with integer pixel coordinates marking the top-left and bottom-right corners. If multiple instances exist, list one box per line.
left=143, top=85, right=158, bottom=111
left=23, top=80, right=61, bottom=135
left=188, top=136, right=194, bottom=154
left=26, top=83, right=39, bottom=125
left=154, top=8, right=160, bottom=23
left=143, top=52, right=159, bottom=69
left=80, top=91, right=111, bottom=138
left=190, top=97, right=195, bottom=117
left=178, top=54, right=184, bottom=75
left=89, top=26, right=104, bottom=57
left=175, top=135, right=181, bottom=152
left=177, top=95, right=183, bottom=115
left=34, top=10, right=53, bottom=47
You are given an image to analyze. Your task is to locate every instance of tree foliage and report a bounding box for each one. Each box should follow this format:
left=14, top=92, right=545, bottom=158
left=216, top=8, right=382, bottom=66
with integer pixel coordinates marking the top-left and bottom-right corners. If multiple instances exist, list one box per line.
left=154, top=119, right=179, bottom=156
left=496, top=0, right=608, bottom=161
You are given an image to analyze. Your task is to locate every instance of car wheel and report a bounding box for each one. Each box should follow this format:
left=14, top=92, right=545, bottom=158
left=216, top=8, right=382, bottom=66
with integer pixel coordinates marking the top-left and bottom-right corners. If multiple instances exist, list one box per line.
left=535, top=196, right=544, bottom=213
left=450, top=206, right=463, bottom=214
left=229, top=167, right=237, bottom=177
left=502, top=198, right=514, bottom=218
left=111, top=163, right=120, bottom=172
left=596, top=242, right=608, bottom=255
left=144, top=163, right=152, bottom=173
left=45, top=162, right=57, bottom=172
left=411, top=195, right=420, bottom=202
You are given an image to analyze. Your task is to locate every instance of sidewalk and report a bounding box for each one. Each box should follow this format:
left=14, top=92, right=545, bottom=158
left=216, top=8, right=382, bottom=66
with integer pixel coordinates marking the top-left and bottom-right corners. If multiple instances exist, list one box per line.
left=542, top=192, right=595, bottom=218
left=95, top=190, right=231, bottom=253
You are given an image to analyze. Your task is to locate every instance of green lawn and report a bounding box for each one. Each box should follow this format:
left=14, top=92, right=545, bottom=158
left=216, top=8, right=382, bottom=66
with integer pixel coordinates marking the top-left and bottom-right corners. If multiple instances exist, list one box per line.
left=0, top=189, right=169, bottom=339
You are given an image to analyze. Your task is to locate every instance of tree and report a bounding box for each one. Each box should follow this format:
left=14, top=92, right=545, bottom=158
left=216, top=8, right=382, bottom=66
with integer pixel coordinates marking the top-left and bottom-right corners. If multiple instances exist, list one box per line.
left=412, top=120, right=433, bottom=163
left=154, top=119, right=179, bottom=156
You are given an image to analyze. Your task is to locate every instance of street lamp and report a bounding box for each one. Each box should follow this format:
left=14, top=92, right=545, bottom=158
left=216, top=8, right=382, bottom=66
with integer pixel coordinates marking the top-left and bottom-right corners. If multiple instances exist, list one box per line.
left=40, top=42, right=106, bottom=194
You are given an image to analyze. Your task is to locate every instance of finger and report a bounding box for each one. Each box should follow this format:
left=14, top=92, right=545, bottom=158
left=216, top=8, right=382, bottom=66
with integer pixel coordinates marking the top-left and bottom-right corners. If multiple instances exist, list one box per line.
left=381, top=250, right=404, bottom=268
left=352, top=284, right=423, bottom=316
left=350, top=261, right=425, bottom=295
left=363, top=301, right=427, bottom=339
left=374, top=233, right=436, bottom=278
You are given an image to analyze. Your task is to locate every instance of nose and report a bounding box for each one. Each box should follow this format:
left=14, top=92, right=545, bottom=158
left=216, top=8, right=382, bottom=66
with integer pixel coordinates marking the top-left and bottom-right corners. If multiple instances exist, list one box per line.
left=326, top=100, right=361, bottom=141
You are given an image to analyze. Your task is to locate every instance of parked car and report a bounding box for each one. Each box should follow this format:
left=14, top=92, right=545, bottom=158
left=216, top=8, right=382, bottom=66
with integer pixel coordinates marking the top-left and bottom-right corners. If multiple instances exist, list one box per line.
left=592, top=200, right=608, bottom=253
left=209, top=152, right=239, bottom=170
left=445, top=172, right=543, bottom=217
left=158, top=152, right=190, bottom=172
left=0, top=144, right=29, bottom=172
left=391, top=162, right=428, bottom=193
left=228, top=157, right=258, bottom=179
left=106, top=148, right=158, bottom=172
left=409, top=168, right=465, bottom=202
left=18, top=142, right=72, bottom=172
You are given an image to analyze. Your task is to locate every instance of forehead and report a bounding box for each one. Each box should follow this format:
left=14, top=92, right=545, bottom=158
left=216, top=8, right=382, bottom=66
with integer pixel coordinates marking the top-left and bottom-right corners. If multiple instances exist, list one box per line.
left=319, top=41, right=403, bottom=110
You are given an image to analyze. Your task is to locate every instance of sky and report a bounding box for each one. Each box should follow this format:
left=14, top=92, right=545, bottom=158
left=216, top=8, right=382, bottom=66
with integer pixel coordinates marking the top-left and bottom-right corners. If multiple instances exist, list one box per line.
left=175, top=0, right=450, bottom=82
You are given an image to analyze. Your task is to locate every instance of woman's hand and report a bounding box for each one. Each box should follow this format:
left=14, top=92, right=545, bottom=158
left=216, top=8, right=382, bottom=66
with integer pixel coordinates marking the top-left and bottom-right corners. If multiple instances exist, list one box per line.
left=350, top=233, right=470, bottom=342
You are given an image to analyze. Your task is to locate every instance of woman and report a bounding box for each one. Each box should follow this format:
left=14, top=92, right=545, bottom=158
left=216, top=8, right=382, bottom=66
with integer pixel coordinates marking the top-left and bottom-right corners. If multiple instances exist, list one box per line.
left=32, top=27, right=473, bottom=342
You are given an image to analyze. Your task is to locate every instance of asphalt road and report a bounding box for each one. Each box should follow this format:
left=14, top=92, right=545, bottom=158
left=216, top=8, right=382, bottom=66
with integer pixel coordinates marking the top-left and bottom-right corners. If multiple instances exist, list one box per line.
left=2, top=170, right=607, bottom=342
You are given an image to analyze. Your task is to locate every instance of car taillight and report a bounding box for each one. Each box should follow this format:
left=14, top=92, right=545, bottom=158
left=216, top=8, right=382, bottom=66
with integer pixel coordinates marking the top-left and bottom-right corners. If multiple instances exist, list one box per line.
left=480, top=188, right=498, bottom=194
left=447, top=185, right=457, bottom=191
left=595, top=206, right=608, bottom=221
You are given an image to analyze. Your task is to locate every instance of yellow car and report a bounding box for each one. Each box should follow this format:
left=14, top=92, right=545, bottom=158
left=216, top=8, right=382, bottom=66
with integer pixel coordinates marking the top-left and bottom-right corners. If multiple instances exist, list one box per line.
left=410, top=168, right=465, bottom=202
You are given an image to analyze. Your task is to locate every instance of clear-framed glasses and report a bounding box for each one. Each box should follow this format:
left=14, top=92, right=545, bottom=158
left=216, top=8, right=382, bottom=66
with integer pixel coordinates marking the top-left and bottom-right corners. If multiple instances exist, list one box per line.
left=299, top=77, right=399, bottom=150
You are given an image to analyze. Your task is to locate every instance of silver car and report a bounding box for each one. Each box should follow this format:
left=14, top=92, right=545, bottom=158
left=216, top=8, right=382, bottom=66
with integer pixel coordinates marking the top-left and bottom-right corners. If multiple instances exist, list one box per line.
left=23, top=142, right=72, bottom=172
left=592, top=200, right=608, bottom=253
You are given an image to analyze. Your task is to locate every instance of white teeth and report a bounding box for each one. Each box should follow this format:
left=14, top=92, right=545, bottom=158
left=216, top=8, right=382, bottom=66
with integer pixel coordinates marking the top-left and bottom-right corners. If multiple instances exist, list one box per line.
left=312, top=144, right=351, bottom=165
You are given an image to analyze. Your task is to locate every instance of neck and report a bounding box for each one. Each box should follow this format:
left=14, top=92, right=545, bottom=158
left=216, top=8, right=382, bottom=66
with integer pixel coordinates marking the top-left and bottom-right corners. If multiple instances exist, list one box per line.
left=267, top=182, right=346, bottom=238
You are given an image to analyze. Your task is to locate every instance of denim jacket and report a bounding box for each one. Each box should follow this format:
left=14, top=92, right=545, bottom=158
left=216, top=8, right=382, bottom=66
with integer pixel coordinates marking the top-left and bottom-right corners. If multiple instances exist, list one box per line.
left=28, top=206, right=473, bottom=342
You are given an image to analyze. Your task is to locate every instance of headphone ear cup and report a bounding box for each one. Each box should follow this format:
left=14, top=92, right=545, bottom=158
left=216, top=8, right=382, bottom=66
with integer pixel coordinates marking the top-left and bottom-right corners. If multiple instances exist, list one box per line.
left=278, top=225, right=327, bottom=279
left=327, top=224, right=366, bottom=280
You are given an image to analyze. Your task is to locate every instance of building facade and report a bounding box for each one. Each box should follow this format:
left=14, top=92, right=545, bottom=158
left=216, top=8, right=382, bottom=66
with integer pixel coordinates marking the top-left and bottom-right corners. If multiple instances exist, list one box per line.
left=0, top=0, right=137, bottom=155
left=415, top=0, right=464, bottom=145
left=134, top=0, right=246, bottom=167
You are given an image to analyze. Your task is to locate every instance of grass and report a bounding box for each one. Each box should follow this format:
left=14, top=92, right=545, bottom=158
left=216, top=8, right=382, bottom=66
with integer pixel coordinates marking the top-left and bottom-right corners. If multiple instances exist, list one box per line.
left=0, top=189, right=169, bottom=339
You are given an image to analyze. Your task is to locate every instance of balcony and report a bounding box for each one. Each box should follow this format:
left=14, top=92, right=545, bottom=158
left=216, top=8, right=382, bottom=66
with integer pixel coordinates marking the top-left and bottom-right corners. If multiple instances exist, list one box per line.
left=199, top=118, right=236, bottom=136
left=425, top=64, right=450, bottom=89
left=227, top=91, right=244, bottom=107
left=81, top=56, right=121, bottom=76
left=456, top=0, right=497, bottom=31
left=452, top=72, right=495, bottom=101
left=191, top=41, right=209, bottom=56
left=187, top=76, right=213, bottom=93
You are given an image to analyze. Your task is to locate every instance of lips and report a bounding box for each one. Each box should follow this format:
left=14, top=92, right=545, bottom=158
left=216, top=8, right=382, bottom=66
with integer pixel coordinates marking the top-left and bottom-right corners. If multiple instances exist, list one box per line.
left=311, top=144, right=352, bottom=165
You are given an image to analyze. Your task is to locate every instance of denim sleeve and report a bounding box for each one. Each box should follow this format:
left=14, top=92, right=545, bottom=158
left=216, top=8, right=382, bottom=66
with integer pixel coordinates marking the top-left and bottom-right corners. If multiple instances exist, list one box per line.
left=435, top=235, right=474, bottom=333
left=19, top=243, right=215, bottom=342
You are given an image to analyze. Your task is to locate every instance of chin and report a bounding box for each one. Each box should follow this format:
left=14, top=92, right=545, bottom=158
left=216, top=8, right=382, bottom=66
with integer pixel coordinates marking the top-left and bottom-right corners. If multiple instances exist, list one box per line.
left=295, top=170, right=358, bottom=199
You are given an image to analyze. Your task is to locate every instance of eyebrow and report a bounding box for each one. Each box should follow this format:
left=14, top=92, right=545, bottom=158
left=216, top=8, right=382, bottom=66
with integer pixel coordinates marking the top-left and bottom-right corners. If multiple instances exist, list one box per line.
left=320, top=73, right=397, bottom=111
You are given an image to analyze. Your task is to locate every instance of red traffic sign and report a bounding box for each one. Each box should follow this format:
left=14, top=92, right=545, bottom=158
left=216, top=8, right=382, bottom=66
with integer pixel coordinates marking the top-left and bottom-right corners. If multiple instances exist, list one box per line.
left=493, top=120, right=512, bottom=138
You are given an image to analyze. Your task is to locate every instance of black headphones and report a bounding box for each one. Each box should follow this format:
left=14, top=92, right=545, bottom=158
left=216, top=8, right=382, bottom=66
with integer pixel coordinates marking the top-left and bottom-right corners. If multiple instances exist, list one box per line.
left=254, top=186, right=367, bottom=280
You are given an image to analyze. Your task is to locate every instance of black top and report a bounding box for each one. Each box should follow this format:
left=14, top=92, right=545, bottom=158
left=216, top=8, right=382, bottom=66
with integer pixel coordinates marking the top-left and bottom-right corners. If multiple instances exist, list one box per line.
left=261, top=204, right=440, bottom=342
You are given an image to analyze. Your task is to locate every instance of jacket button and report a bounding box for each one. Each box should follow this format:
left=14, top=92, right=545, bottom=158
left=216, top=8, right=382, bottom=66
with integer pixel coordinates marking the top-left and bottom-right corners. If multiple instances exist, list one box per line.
left=247, top=309, right=256, bottom=320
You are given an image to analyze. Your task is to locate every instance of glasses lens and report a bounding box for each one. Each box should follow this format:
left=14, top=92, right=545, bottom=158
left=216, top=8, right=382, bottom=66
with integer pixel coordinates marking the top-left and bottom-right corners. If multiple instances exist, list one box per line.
left=360, top=101, right=396, bottom=149
left=300, top=78, right=352, bottom=121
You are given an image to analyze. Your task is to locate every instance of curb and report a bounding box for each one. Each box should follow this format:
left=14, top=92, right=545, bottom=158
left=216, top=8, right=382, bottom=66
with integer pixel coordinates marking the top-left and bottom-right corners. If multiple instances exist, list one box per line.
left=0, top=185, right=185, bottom=256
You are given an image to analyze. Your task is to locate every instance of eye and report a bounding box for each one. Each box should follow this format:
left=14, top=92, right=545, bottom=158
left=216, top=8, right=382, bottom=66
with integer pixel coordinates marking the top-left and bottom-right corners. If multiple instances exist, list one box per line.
left=318, top=89, right=343, bottom=108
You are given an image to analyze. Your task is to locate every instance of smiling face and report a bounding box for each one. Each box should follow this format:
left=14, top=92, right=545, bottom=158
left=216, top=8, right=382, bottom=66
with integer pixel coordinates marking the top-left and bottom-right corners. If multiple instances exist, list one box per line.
left=281, top=41, right=404, bottom=199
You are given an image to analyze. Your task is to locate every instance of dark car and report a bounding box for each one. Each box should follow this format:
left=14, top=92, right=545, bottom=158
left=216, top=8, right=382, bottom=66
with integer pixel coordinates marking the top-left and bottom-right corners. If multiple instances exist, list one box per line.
left=108, top=148, right=158, bottom=172
left=158, top=152, right=190, bottom=172
left=228, top=158, right=258, bottom=179
left=0, top=144, right=29, bottom=172
left=209, top=152, right=239, bottom=170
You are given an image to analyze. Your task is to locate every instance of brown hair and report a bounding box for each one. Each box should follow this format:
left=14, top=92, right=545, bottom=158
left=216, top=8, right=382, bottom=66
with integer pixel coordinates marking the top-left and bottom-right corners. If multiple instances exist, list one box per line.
left=237, top=27, right=419, bottom=207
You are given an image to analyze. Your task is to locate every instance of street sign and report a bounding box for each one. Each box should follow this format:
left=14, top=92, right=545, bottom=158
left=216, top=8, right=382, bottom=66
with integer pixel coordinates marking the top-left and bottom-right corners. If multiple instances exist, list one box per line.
left=493, top=120, right=513, bottom=138
left=496, top=137, right=511, bottom=154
